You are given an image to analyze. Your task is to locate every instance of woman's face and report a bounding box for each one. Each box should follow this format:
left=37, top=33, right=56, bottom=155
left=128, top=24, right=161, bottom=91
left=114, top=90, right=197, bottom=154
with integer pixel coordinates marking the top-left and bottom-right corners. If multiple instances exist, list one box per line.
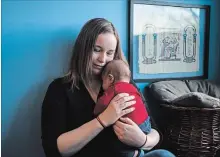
left=92, top=33, right=117, bottom=76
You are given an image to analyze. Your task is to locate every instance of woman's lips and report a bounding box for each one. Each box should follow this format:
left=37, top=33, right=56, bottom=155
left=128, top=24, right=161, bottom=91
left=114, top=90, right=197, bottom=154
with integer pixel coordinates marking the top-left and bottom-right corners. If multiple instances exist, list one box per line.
left=93, top=64, right=103, bottom=69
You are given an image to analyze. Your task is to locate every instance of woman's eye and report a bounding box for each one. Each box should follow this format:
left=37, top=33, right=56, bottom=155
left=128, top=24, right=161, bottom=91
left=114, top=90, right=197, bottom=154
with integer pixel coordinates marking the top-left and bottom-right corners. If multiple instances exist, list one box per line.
left=94, top=48, right=101, bottom=52
left=107, top=51, right=114, bottom=55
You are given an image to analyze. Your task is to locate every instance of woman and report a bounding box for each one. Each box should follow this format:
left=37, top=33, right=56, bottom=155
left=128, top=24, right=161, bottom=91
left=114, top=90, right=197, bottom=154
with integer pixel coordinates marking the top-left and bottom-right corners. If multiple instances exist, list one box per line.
left=41, top=18, right=175, bottom=157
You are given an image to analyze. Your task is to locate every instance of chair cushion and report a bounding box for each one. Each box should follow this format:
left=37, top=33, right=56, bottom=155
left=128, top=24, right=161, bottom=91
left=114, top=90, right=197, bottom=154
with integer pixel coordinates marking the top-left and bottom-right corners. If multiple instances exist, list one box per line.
left=171, top=92, right=220, bottom=108
left=149, top=80, right=220, bottom=104
left=149, top=80, right=190, bottom=103
left=185, top=80, right=220, bottom=98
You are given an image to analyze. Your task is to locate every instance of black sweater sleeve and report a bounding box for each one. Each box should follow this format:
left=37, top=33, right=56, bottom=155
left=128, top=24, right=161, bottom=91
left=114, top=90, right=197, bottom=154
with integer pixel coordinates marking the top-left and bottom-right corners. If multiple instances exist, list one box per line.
left=41, top=79, right=68, bottom=157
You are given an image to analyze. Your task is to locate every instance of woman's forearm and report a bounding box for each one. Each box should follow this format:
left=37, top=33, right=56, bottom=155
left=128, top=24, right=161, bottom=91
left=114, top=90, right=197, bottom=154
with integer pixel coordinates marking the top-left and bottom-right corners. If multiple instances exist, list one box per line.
left=142, top=128, right=160, bottom=151
left=57, top=118, right=104, bottom=157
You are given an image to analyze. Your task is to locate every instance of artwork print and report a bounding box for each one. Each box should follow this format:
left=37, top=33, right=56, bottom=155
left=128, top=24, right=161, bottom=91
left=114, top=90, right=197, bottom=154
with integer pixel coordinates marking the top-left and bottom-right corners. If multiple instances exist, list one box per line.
left=129, top=1, right=210, bottom=82
left=134, top=4, right=199, bottom=74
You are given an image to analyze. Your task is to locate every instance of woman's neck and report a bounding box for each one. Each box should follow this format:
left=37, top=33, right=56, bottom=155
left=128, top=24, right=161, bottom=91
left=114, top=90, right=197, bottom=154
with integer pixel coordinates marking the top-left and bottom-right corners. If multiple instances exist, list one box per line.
left=85, top=75, right=102, bottom=102
left=91, top=79, right=101, bottom=89
left=92, top=74, right=101, bottom=81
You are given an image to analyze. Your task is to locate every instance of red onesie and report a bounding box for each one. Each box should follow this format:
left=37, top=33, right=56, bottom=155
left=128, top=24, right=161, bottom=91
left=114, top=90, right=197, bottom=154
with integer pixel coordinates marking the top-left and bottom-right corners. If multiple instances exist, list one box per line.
left=94, top=82, right=148, bottom=125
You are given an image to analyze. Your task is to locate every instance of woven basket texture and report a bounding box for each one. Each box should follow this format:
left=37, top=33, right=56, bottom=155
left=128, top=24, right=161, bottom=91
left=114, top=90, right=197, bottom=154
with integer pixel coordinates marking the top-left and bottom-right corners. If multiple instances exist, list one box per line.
left=161, top=104, right=220, bottom=157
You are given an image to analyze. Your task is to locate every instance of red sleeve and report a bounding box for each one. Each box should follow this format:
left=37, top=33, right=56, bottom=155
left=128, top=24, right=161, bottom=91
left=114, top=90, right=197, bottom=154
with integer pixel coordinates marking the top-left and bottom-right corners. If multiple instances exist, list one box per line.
left=94, top=86, right=115, bottom=115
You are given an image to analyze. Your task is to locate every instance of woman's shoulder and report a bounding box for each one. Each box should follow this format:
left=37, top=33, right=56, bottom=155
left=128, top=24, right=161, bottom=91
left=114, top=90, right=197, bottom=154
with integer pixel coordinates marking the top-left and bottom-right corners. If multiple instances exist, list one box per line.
left=47, top=77, right=84, bottom=95
left=48, top=77, right=72, bottom=90
left=44, top=77, right=80, bottom=105
left=45, top=77, right=73, bottom=97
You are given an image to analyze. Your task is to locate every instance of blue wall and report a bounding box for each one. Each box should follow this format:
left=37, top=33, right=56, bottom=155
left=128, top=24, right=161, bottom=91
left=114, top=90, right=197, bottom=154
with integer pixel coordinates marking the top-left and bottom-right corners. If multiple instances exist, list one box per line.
left=2, top=0, right=219, bottom=157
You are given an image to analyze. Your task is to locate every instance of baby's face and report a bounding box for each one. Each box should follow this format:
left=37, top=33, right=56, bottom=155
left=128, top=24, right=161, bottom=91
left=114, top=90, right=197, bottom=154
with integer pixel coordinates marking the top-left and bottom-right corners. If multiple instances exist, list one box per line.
left=102, top=75, right=112, bottom=91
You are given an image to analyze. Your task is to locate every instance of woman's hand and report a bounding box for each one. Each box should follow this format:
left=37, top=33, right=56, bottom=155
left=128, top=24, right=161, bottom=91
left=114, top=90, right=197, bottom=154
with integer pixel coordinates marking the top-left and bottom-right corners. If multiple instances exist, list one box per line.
left=113, top=117, right=160, bottom=150
left=98, top=93, right=136, bottom=127
left=113, top=117, right=146, bottom=147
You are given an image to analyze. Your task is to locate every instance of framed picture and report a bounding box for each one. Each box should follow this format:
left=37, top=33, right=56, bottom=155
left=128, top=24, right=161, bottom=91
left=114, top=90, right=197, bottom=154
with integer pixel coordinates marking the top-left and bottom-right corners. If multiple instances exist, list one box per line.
left=129, top=0, right=210, bottom=82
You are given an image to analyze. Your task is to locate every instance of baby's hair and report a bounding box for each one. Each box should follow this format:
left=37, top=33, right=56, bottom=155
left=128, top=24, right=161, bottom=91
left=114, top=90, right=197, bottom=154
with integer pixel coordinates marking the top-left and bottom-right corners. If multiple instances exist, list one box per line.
left=102, top=60, right=131, bottom=82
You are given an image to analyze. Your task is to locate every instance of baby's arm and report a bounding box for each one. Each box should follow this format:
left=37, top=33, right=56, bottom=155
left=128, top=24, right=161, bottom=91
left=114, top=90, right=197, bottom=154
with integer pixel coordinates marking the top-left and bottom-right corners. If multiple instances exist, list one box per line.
left=94, top=100, right=108, bottom=115
left=94, top=87, right=116, bottom=115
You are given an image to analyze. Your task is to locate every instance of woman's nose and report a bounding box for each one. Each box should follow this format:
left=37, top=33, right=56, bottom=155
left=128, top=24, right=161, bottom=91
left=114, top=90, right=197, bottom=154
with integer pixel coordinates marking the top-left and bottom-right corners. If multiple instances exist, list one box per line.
left=98, top=52, right=106, bottom=63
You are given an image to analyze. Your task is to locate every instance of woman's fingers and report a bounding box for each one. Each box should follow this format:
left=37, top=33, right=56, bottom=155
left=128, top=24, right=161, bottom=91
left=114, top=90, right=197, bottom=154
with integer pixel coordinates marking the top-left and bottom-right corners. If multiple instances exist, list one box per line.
left=113, top=94, right=136, bottom=117
left=113, top=123, right=121, bottom=132
left=113, top=124, right=124, bottom=141
left=117, top=95, right=135, bottom=105
left=120, top=117, right=136, bottom=125
left=121, top=107, right=135, bottom=116
left=101, top=93, right=136, bottom=126
left=120, top=100, right=136, bottom=110
left=112, top=93, right=129, bottom=101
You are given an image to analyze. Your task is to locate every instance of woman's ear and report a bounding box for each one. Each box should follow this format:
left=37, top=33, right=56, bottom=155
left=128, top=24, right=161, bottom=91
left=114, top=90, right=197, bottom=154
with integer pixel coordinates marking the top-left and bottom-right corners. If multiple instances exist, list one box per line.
left=108, top=74, right=114, bottom=84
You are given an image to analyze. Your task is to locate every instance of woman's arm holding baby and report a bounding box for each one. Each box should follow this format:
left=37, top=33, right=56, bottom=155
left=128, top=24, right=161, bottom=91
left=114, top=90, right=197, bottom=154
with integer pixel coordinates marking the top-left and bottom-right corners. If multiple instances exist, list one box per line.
left=113, top=117, right=160, bottom=150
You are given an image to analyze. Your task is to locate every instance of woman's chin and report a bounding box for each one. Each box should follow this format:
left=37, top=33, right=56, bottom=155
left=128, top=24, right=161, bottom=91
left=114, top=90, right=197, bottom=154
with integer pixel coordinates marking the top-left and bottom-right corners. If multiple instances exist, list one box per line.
left=92, top=69, right=102, bottom=76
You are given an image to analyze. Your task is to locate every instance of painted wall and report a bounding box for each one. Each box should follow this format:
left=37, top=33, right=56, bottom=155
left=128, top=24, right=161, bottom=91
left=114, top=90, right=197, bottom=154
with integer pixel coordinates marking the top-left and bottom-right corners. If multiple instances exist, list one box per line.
left=2, top=1, right=128, bottom=157
left=2, top=0, right=218, bottom=157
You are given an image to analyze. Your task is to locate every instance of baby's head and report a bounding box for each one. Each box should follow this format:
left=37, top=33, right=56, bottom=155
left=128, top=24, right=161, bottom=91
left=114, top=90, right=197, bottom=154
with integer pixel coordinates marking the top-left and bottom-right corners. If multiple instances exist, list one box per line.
left=101, top=60, right=131, bottom=91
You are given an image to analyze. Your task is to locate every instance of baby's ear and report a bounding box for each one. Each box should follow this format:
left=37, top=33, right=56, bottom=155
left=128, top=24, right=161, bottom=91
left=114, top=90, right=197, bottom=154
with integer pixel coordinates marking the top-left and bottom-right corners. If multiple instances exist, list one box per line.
left=108, top=74, right=114, bottom=83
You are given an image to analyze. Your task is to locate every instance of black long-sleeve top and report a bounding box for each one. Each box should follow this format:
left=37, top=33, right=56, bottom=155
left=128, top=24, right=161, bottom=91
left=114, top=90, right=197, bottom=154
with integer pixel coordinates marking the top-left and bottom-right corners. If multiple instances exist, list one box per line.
left=41, top=78, right=158, bottom=157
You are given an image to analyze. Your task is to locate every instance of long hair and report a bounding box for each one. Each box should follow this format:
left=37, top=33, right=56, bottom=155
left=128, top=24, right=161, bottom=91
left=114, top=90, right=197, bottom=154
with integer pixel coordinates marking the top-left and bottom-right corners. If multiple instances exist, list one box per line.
left=64, top=18, right=127, bottom=89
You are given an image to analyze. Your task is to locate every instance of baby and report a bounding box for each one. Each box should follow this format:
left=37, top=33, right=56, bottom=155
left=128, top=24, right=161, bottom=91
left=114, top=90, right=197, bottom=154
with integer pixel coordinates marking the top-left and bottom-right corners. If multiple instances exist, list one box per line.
left=94, top=60, right=151, bottom=157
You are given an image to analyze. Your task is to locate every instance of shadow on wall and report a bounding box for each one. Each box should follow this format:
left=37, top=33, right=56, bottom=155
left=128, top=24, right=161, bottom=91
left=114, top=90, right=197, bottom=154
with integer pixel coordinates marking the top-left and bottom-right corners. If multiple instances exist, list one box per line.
left=2, top=82, right=48, bottom=157
left=2, top=30, right=77, bottom=157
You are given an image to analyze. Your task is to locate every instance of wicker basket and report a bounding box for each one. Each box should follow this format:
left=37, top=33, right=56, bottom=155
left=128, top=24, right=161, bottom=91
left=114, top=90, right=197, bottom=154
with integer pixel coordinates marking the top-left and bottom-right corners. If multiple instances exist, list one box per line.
left=161, top=104, right=220, bottom=157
